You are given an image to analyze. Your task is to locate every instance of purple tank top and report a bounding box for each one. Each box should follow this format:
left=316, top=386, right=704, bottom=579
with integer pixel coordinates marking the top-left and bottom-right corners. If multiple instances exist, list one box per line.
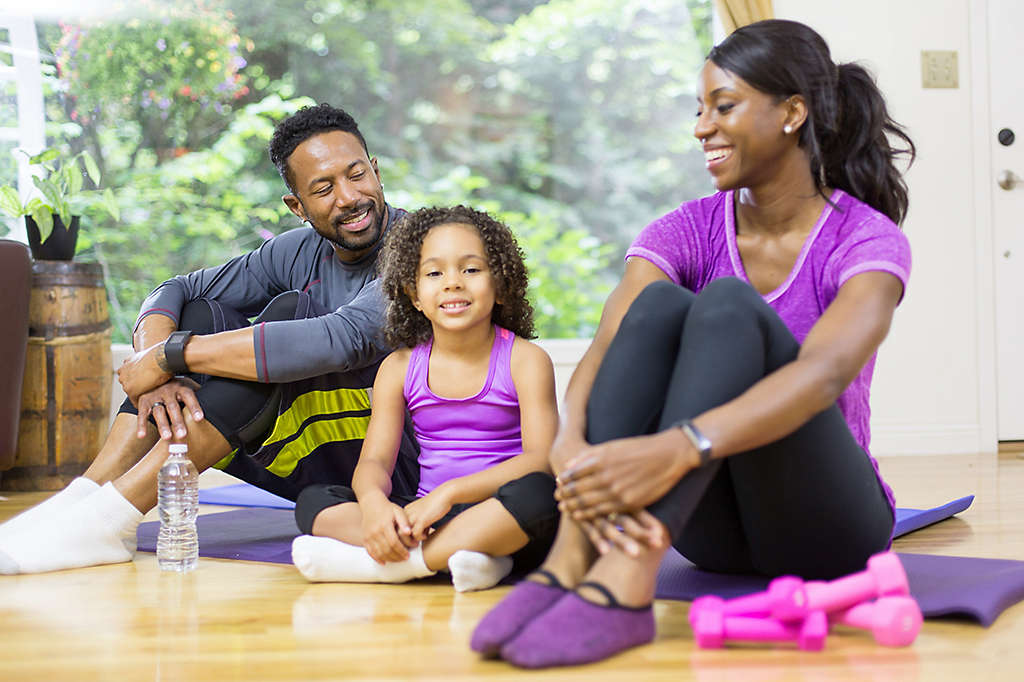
left=404, top=326, right=522, bottom=496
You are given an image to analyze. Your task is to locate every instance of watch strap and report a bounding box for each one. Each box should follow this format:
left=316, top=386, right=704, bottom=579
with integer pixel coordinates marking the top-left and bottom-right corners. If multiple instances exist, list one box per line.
left=163, top=330, right=193, bottom=375
left=673, top=418, right=712, bottom=467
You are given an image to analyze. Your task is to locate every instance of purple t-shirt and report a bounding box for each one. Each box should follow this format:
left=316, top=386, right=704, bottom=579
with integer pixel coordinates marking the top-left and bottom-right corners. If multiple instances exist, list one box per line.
left=405, top=326, right=522, bottom=497
left=626, top=190, right=911, bottom=509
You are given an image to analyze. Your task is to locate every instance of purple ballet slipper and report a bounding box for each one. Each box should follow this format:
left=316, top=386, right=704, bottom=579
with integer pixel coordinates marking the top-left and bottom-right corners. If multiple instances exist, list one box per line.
left=470, top=569, right=567, bottom=658
left=500, top=581, right=655, bottom=668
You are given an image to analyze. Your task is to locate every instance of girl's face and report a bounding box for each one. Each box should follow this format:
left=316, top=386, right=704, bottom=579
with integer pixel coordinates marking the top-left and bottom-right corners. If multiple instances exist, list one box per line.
left=410, top=222, right=497, bottom=335
left=694, top=60, right=795, bottom=192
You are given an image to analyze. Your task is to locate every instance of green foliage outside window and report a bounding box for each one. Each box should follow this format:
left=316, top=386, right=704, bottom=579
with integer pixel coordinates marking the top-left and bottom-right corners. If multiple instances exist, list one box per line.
left=10, top=0, right=713, bottom=342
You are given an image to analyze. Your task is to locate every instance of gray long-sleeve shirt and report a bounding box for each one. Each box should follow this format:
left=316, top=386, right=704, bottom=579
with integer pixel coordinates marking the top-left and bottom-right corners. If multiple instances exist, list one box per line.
left=136, top=206, right=405, bottom=384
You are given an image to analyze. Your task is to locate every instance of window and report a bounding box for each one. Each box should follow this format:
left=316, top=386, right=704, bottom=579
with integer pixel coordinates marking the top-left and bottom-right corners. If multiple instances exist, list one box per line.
left=5, top=0, right=713, bottom=340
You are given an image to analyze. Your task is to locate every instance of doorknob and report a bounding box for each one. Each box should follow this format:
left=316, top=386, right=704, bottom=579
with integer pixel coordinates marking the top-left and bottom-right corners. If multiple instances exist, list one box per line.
left=998, top=170, right=1023, bottom=190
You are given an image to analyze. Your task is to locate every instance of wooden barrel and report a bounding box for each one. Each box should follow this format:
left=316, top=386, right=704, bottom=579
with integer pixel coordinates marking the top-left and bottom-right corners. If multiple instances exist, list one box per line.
left=2, top=261, right=112, bottom=491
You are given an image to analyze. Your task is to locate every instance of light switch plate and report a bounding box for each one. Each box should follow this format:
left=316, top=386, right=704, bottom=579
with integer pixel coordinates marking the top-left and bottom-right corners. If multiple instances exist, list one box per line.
left=922, top=50, right=958, bottom=88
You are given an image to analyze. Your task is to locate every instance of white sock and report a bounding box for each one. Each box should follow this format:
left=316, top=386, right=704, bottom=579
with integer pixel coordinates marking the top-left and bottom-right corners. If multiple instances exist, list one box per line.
left=291, top=535, right=436, bottom=583
left=0, top=482, right=143, bottom=574
left=0, top=477, right=100, bottom=543
left=447, top=550, right=513, bottom=592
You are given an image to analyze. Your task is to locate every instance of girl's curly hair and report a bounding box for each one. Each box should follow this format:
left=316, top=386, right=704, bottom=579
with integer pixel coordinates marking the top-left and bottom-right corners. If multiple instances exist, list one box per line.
left=380, top=205, right=535, bottom=348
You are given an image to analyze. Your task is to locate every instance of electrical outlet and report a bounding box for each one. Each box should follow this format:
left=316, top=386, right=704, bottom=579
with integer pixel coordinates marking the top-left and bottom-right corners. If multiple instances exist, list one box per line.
left=921, top=50, right=958, bottom=88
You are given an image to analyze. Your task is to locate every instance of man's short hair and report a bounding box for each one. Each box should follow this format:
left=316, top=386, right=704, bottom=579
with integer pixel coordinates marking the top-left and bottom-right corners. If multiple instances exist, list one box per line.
left=268, top=103, right=370, bottom=192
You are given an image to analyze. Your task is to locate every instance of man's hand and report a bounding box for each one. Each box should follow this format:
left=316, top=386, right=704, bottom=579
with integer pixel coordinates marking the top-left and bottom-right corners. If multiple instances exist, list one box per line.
left=403, top=485, right=455, bottom=542
left=117, top=342, right=174, bottom=404
left=134, top=378, right=204, bottom=440
left=360, top=498, right=417, bottom=564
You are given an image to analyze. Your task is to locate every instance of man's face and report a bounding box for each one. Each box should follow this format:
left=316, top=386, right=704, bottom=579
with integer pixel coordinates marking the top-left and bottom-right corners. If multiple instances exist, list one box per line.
left=283, top=130, right=387, bottom=261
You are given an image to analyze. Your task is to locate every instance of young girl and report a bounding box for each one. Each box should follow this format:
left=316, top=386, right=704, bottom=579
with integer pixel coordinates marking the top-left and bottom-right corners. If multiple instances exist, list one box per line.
left=290, top=205, right=559, bottom=592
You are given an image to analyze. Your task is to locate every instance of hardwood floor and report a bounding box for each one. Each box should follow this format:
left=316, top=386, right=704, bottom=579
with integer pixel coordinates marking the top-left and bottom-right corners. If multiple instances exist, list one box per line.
left=1, top=453, right=1022, bottom=681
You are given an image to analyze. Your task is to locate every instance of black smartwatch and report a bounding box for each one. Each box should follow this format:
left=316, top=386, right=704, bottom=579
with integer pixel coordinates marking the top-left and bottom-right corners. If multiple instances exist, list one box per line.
left=163, top=330, right=194, bottom=375
left=673, top=419, right=712, bottom=467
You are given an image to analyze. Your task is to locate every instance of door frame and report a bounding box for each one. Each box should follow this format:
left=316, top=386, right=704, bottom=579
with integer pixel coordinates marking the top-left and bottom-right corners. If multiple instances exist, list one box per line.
left=969, top=0, right=999, bottom=449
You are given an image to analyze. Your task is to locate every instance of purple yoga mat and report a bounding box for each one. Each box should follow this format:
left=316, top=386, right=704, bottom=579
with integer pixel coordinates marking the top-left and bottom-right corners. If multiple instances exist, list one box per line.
left=198, top=484, right=294, bottom=509
left=138, top=508, right=297, bottom=564
left=137, top=495, right=1023, bottom=626
left=197, top=484, right=975, bottom=535
left=654, top=547, right=1024, bottom=628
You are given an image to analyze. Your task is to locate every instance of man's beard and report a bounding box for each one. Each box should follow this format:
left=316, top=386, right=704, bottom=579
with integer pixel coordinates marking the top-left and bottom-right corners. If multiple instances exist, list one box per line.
left=314, top=201, right=385, bottom=253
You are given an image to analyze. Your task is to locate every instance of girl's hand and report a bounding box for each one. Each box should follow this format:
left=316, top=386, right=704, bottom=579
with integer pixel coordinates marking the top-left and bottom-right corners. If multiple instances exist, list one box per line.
left=360, top=500, right=416, bottom=564
left=403, top=485, right=454, bottom=542
left=555, top=430, right=695, bottom=520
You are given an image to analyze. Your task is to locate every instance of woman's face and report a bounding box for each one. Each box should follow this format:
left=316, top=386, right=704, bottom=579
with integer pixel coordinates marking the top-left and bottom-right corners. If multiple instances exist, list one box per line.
left=694, top=60, right=793, bottom=192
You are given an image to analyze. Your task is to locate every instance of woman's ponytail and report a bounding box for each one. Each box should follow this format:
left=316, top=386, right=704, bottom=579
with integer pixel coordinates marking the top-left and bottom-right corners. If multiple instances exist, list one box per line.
left=817, top=63, right=915, bottom=224
left=709, top=20, right=916, bottom=225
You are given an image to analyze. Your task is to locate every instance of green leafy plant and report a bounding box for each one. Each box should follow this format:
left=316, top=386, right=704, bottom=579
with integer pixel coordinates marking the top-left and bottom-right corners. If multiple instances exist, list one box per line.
left=0, top=147, right=120, bottom=241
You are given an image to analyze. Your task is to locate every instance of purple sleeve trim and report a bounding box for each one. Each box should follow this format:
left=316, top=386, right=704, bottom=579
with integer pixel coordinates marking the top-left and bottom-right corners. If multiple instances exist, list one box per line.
left=257, top=322, right=271, bottom=383
left=838, top=261, right=910, bottom=302
left=624, top=249, right=681, bottom=285
left=303, top=279, right=321, bottom=293
left=133, top=308, right=179, bottom=332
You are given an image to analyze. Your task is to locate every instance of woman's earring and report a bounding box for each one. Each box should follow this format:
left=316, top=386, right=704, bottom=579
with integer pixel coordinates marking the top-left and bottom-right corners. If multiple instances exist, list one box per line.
left=783, top=125, right=793, bottom=134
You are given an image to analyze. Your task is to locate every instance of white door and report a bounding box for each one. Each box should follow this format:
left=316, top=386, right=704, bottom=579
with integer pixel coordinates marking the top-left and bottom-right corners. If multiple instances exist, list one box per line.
left=992, top=0, right=1024, bottom=440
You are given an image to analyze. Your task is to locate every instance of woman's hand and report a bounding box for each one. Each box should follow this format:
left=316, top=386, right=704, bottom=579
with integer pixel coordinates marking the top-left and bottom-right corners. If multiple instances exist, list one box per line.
left=360, top=499, right=416, bottom=564
left=403, top=485, right=455, bottom=542
left=578, top=510, right=671, bottom=556
left=134, top=378, right=204, bottom=440
left=555, top=429, right=695, bottom=520
left=117, top=343, right=173, bottom=403
left=548, top=429, right=591, bottom=478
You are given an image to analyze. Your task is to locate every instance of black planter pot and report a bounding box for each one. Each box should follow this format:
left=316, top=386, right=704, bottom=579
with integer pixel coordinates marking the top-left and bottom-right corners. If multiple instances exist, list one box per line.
left=25, top=214, right=80, bottom=261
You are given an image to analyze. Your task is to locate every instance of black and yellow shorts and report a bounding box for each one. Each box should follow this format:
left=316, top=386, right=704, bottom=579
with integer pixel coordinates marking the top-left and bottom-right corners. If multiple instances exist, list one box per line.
left=123, top=292, right=419, bottom=501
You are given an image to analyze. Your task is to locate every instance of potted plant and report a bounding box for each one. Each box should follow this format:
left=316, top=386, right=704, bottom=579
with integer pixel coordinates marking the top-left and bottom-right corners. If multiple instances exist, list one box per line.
left=0, top=147, right=119, bottom=260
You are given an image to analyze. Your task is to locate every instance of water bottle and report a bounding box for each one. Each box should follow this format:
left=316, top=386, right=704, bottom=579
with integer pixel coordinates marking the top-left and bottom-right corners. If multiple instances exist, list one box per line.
left=157, top=443, right=199, bottom=572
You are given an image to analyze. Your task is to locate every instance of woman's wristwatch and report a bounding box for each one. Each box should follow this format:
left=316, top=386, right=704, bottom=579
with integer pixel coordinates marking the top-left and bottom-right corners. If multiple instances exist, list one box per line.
left=672, top=418, right=713, bottom=467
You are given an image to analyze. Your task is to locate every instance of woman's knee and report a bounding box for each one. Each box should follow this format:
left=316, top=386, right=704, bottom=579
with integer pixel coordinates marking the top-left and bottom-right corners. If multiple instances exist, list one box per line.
left=619, top=280, right=693, bottom=336
left=687, top=277, right=767, bottom=329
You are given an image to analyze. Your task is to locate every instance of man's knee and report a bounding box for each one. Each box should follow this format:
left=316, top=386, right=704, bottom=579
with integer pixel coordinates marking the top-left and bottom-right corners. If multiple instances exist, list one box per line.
left=254, top=290, right=332, bottom=324
left=179, top=299, right=250, bottom=334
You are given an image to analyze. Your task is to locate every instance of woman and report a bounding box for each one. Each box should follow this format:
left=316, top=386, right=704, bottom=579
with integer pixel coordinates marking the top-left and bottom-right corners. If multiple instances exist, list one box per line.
left=471, top=19, right=916, bottom=668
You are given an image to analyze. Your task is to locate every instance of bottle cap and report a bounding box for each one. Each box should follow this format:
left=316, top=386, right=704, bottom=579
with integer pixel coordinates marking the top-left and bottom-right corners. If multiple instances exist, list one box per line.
left=168, top=444, right=189, bottom=454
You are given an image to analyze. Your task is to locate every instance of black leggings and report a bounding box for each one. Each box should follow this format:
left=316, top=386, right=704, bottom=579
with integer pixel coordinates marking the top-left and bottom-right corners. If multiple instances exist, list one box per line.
left=586, top=278, right=893, bottom=580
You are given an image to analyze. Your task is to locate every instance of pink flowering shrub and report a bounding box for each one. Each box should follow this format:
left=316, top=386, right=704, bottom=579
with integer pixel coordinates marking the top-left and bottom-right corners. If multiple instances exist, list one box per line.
left=55, top=0, right=252, bottom=160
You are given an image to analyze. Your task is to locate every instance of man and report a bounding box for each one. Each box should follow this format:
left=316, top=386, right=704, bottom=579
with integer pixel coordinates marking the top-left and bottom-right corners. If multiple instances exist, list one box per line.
left=0, top=103, right=419, bottom=574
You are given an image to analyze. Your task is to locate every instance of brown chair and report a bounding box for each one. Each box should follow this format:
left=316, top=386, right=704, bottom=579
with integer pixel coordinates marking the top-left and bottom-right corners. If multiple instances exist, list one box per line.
left=0, top=239, right=31, bottom=482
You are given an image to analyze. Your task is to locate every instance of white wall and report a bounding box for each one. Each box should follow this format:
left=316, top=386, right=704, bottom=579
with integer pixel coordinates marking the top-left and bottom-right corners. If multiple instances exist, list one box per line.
left=773, top=0, right=995, bottom=455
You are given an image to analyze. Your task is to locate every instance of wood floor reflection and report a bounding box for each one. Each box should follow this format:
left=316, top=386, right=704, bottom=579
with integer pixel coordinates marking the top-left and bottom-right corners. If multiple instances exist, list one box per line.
left=1, top=452, right=1022, bottom=681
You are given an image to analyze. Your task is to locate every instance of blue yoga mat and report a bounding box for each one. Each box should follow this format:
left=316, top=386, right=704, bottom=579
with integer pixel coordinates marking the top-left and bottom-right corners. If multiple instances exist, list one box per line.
left=198, top=484, right=975, bottom=540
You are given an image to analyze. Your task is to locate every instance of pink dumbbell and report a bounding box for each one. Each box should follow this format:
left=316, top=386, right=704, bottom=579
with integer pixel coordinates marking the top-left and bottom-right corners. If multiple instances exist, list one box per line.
left=693, top=607, right=828, bottom=651
left=831, top=596, right=923, bottom=647
left=773, top=552, right=910, bottom=621
left=688, top=577, right=805, bottom=626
